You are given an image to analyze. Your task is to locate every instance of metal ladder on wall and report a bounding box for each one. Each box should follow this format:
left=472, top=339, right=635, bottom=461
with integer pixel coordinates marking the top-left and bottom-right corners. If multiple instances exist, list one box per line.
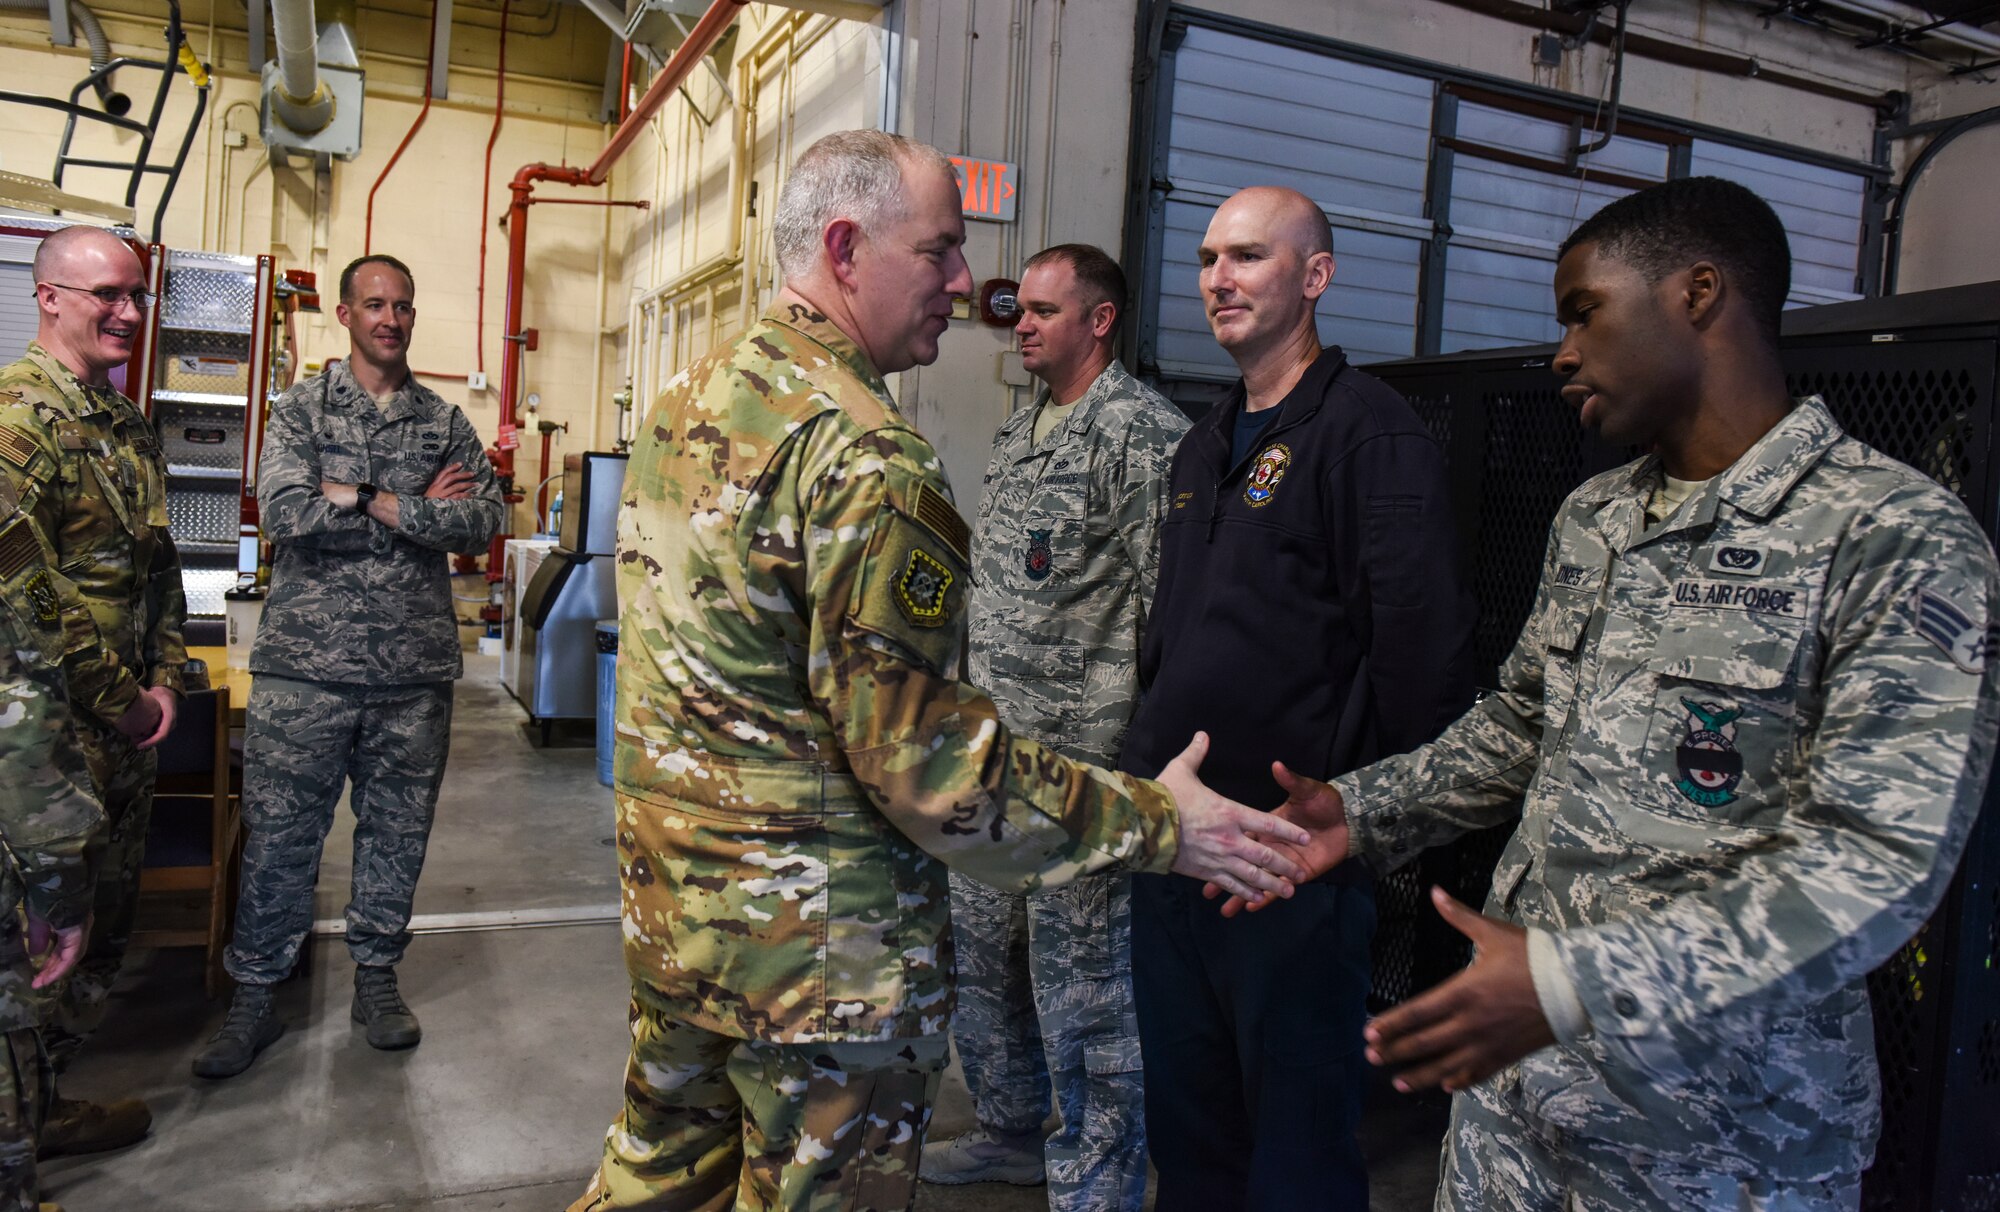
left=0, top=0, right=209, bottom=241
left=144, top=250, right=276, bottom=622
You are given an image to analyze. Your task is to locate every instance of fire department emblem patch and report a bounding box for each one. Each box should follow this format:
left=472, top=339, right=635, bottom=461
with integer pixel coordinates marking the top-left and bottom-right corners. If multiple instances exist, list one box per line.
left=1672, top=697, right=1744, bottom=808
left=896, top=548, right=954, bottom=627
left=1024, top=528, right=1054, bottom=581
left=1243, top=442, right=1292, bottom=508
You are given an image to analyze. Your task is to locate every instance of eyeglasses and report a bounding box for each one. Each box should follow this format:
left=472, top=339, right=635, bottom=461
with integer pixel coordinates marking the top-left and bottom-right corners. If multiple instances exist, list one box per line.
left=43, top=283, right=155, bottom=310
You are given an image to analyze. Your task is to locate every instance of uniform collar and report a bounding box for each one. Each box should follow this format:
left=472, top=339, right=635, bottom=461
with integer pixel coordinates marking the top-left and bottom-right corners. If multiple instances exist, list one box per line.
left=762, top=302, right=889, bottom=397
left=1197, top=344, right=1350, bottom=468
left=1586, top=397, right=1843, bottom=546
left=327, top=358, right=441, bottom=424
left=1011, top=359, right=1136, bottom=455
left=23, top=342, right=125, bottom=417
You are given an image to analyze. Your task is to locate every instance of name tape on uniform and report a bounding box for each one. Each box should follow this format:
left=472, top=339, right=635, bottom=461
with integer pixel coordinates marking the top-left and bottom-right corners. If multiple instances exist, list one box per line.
left=1671, top=578, right=1810, bottom=621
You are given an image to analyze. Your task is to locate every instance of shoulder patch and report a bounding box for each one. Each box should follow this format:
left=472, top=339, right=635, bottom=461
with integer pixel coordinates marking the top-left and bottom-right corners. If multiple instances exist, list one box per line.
left=0, top=516, right=40, bottom=580
left=895, top=548, right=955, bottom=627
left=23, top=569, right=59, bottom=625
left=851, top=508, right=970, bottom=674
left=1911, top=588, right=1993, bottom=674
left=913, top=482, right=971, bottom=563
left=0, top=424, right=40, bottom=469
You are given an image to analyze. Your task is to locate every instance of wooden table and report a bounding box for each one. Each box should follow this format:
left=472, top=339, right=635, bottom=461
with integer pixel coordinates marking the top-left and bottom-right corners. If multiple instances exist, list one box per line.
left=186, top=646, right=252, bottom=726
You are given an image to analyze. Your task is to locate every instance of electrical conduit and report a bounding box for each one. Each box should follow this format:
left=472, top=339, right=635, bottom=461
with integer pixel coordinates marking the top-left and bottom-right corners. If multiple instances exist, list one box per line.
left=475, top=0, right=511, bottom=375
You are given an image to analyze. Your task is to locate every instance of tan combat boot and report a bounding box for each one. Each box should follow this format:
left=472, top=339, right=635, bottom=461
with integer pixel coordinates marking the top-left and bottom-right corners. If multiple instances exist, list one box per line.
left=36, top=1094, right=151, bottom=1157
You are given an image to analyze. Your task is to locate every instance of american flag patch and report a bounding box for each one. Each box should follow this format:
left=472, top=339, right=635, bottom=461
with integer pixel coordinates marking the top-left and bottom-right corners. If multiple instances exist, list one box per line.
left=0, top=517, right=37, bottom=580
left=913, top=482, right=970, bottom=564
left=0, top=425, right=39, bottom=469
left=1911, top=588, right=1993, bottom=674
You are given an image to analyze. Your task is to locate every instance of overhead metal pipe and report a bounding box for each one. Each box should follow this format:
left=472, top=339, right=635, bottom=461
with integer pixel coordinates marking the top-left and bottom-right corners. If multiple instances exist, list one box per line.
left=269, top=0, right=334, bottom=133
left=0, top=0, right=131, bottom=114
left=480, top=0, right=742, bottom=581
left=493, top=0, right=745, bottom=479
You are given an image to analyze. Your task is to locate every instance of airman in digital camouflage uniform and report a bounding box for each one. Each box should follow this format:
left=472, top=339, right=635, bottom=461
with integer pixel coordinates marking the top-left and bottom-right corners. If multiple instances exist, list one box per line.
left=192, top=254, right=504, bottom=1080
left=0, top=499, right=106, bottom=1212
left=0, top=224, right=185, bottom=1156
left=570, top=129, right=1308, bottom=1212
left=921, top=245, right=1186, bottom=1209
left=1234, top=178, right=2000, bottom=1211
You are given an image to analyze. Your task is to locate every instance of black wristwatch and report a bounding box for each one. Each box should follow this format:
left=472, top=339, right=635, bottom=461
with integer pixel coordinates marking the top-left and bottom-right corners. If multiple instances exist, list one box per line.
left=353, top=482, right=378, bottom=511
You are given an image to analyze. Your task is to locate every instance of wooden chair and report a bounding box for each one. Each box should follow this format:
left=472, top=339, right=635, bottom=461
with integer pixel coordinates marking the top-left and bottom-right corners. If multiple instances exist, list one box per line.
left=137, top=688, right=243, bottom=997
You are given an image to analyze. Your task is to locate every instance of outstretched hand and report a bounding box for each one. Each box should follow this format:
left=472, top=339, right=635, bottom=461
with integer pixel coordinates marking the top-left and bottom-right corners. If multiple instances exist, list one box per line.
left=1204, top=760, right=1352, bottom=915
left=1364, top=886, right=1553, bottom=1094
left=1158, top=733, right=1311, bottom=905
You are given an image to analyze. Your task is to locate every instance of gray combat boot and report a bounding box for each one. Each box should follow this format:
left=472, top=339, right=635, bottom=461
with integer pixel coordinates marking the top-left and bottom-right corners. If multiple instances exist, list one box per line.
left=191, top=984, right=284, bottom=1079
left=352, top=965, right=422, bottom=1049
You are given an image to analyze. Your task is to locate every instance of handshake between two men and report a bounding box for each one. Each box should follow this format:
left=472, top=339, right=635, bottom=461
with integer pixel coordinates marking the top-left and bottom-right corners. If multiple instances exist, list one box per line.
left=1197, top=760, right=1558, bottom=1101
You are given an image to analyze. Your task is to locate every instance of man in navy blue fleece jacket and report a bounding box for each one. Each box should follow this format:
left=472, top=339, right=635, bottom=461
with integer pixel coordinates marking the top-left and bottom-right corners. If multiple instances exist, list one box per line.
left=1116, top=186, right=1476, bottom=1211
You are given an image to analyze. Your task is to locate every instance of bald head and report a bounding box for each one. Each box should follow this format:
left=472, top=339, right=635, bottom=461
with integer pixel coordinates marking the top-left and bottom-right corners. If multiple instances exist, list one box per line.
left=33, top=225, right=147, bottom=387
left=32, top=224, right=141, bottom=283
left=1217, top=187, right=1332, bottom=260
left=1198, top=186, right=1336, bottom=369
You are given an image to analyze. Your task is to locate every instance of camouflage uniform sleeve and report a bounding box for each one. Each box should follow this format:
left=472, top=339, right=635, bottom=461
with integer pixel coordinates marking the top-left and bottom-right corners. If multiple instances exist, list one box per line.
left=1113, top=406, right=1189, bottom=614
left=1335, top=522, right=1554, bottom=871
left=389, top=408, right=506, bottom=554
left=0, top=396, right=145, bottom=725
left=0, top=537, right=107, bottom=931
left=1550, top=494, right=2000, bottom=1083
left=806, top=429, right=1181, bottom=892
left=257, top=385, right=379, bottom=550
left=140, top=527, right=188, bottom=696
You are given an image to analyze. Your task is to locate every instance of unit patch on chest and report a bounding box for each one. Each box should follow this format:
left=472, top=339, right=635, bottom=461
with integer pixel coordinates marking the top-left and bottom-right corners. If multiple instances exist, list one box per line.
left=1672, top=698, right=1745, bottom=808
left=1707, top=545, right=1768, bottom=576
left=1024, top=528, right=1054, bottom=581
left=1243, top=443, right=1291, bottom=508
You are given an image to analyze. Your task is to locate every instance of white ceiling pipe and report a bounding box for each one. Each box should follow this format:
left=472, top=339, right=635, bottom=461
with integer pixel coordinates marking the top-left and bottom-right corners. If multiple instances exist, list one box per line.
left=1820, top=0, right=2000, bottom=59
left=269, top=0, right=334, bottom=133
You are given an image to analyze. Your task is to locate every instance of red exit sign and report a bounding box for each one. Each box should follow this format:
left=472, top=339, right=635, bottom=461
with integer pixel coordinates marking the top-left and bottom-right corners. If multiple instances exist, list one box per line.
left=951, top=155, right=1018, bottom=223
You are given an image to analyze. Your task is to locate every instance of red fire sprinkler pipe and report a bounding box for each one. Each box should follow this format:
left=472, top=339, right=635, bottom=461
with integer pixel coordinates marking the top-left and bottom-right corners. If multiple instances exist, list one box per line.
left=482, top=0, right=745, bottom=590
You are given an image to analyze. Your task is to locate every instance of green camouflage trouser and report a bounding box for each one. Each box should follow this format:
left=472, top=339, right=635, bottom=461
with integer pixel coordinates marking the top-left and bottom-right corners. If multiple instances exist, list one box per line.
left=1439, top=1076, right=1859, bottom=1212
left=950, top=871, right=1146, bottom=1212
left=226, top=677, right=454, bottom=985
left=39, top=716, right=154, bottom=1069
left=0, top=1028, right=50, bottom=1211
left=571, top=995, right=947, bottom=1212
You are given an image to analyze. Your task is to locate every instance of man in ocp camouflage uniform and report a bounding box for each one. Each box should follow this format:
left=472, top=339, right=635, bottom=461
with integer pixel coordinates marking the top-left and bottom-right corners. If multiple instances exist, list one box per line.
left=920, top=245, right=1186, bottom=1209
left=571, top=129, right=1309, bottom=1212
left=0, top=224, right=185, bottom=1157
left=1233, top=178, right=2000, bottom=1211
left=192, top=254, right=503, bottom=1080
left=0, top=501, right=106, bottom=1212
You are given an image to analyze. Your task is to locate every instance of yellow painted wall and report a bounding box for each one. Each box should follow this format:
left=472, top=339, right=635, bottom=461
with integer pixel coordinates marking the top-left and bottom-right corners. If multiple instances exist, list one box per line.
left=0, top=0, right=616, bottom=535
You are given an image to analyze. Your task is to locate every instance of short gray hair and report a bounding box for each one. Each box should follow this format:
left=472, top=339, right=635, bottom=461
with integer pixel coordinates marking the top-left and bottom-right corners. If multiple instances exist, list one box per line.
left=772, top=130, right=955, bottom=279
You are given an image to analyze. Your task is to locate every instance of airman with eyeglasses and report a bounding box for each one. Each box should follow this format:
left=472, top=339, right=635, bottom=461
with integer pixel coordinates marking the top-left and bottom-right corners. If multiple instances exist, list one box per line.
left=0, top=224, right=188, bottom=1160
left=39, top=283, right=156, bottom=311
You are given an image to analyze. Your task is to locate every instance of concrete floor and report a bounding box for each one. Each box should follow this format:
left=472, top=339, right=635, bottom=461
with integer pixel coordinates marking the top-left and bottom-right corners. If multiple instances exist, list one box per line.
left=44, top=655, right=1446, bottom=1212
